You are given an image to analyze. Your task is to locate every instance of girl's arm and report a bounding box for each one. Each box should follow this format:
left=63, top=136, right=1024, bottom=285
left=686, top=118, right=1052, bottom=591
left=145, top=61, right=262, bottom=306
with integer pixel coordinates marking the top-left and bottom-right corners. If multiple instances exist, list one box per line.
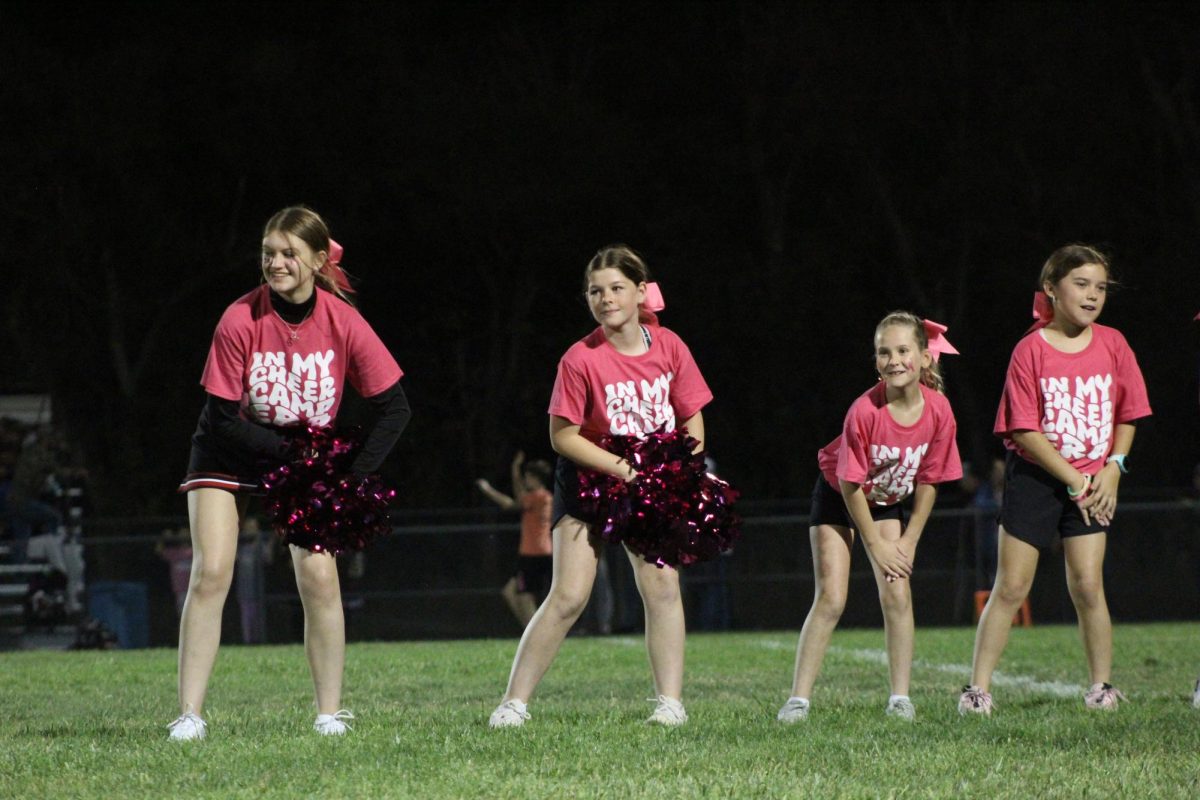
left=475, top=479, right=516, bottom=510
left=549, top=416, right=637, bottom=481
left=510, top=451, right=527, bottom=504
left=1078, top=422, right=1136, bottom=523
left=350, top=381, right=412, bottom=476
left=897, top=483, right=937, bottom=558
left=840, top=480, right=913, bottom=581
left=208, top=395, right=292, bottom=458
left=680, top=411, right=705, bottom=452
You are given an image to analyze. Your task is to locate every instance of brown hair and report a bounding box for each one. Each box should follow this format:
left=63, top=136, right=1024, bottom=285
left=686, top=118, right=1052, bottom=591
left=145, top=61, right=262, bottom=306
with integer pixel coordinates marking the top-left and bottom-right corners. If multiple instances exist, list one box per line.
left=875, top=310, right=944, bottom=393
left=522, top=459, right=552, bottom=489
left=262, top=206, right=354, bottom=304
left=583, top=244, right=657, bottom=325
left=1038, top=243, right=1111, bottom=291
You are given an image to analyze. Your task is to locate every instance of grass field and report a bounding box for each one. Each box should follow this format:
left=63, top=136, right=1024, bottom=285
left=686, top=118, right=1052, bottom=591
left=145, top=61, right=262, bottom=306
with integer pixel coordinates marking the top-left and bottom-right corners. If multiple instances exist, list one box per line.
left=2, top=623, right=1199, bottom=798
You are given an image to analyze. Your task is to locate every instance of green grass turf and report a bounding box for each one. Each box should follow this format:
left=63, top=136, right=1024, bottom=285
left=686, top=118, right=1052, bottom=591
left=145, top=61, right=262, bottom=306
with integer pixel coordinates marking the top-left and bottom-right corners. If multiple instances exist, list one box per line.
left=2, top=624, right=1198, bottom=798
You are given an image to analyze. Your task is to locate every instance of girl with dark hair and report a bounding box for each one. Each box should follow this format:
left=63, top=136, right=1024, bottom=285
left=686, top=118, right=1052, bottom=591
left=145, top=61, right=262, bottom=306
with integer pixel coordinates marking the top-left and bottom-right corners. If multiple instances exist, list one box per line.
left=488, top=245, right=713, bottom=728
left=960, top=245, right=1151, bottom=716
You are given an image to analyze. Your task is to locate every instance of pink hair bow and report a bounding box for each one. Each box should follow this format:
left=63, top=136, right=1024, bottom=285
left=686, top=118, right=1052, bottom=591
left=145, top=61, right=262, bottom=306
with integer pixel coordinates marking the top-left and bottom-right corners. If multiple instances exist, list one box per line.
left=322, top=238, right=355, bottom=293
left=1029, top=291, right=1054, bottom=331
left=922, top=319, right=958, bottom=362
left=643, top=281, right=666, bottom=312
left=1032, top=291, right=1054, bottom=321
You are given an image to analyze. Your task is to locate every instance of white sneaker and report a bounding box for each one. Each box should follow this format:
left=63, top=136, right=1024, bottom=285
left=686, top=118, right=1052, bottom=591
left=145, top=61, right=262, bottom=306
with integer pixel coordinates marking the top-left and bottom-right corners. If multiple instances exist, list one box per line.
left=1192, top=679, right=1200, bottom=709
left=776, top=697, right=810, bottom=723
left=885, top=696, right=916, bottom=721
left=167, top=710, right=207, bottom=741
left=646, top=695, right=687, bottom=726
left=488, top=699, right=530, bottom=728
left=314, top=709, right=354, bottom=735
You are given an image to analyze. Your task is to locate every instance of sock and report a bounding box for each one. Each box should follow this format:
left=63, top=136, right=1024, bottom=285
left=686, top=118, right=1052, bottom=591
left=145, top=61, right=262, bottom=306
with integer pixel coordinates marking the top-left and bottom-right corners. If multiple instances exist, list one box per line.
left=787, top=696, right=809, bottom=706
left=889, top=694, right=910, bottom=704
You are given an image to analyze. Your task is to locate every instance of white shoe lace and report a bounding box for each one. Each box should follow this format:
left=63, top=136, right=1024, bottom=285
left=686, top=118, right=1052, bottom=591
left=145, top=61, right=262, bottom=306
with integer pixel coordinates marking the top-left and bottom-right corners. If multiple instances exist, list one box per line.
left=646, top=695, right=687, bottom=726
left=777, top=698, right=809, bottom=722
left=885, top=697, right=916, bottom=720
left=489, top=700, right=530, bottom=728
left=314, top=709, right=355, bottom=734
left=167, top=710, right=207, bottom=741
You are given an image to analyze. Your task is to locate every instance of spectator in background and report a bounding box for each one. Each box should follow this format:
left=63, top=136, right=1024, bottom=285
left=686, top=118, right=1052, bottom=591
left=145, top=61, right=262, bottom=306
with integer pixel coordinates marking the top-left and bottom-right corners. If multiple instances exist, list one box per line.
left=2, top=427, right=64, bottom=563
left=970, top=458, right=1006, bottom=588
left=236, top=515, right=272, bottom=644
left=476, top=452, right=554, bottom=627
left=157, top=527, right=193, bottom=619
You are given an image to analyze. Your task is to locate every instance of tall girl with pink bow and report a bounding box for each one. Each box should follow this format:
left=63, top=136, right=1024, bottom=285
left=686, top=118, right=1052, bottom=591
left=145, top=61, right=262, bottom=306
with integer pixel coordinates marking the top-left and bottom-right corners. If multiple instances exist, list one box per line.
left=170, top=206, right=410, bottom=740
left=959, top=245, right=1151, bottom=716
left=778, top=311, right=962, bottom=723
left=489, top=245, right=714, bottom=728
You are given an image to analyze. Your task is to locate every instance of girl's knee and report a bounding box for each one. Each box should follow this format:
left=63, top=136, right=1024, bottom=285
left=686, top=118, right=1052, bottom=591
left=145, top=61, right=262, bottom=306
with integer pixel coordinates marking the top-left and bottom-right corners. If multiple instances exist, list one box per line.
left=812, top=587, right=847, bottom=622
left=1068, top=576, right=1105, bottom=610
left=638, top=570, right=681, bottom=610
left=297, top=566, right=341, bottom=609
left=993, top=576, right=1032, bottom=607
left=190, top=559, right=233, bottom=599
left=878, top=584, right=910, bottom=616
left=545, top=585, right=590, bottom=621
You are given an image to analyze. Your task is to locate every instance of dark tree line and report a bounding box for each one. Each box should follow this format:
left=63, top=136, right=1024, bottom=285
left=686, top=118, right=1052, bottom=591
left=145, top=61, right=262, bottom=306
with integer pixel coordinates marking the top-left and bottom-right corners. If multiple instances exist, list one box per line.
left=1, top=2, right=1198, bottom=515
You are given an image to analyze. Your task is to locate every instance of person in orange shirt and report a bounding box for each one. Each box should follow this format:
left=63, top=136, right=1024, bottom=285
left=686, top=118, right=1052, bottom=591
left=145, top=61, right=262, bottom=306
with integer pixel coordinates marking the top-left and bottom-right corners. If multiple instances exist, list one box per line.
left=476, top=451, right=553, bottom=625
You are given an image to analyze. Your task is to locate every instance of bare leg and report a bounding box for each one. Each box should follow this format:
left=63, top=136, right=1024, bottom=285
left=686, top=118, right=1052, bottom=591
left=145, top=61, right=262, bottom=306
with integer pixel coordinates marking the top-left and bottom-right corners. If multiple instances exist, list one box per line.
left=969, top=528, right=1040, bottom=691
left=789, top=525, right=853, bottom=698
left=627, top=548, right=685, bottom=699
left=501, top=517, right=600, bottom=703
left=292, top=545, right=345, bottom=714
left=177, top=489, right=243, bottom=714
left=861, top=519, right=912, bottom=695
left=1062, top=533, right=1111, bottom=685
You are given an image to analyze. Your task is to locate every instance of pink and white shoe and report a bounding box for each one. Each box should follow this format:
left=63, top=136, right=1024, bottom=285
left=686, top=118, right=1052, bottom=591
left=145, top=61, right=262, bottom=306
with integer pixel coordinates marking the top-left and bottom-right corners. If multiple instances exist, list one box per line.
left=958, top=685, right=993, bottom=716
left=1084, top=683, right=1127, bottom=711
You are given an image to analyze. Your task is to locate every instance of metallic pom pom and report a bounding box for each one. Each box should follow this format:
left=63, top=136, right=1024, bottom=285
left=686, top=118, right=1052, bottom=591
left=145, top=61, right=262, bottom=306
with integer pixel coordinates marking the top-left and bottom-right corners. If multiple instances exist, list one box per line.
left=262, top=425, right=396, bottom=556
left=576, top=430, right=741, bottom=568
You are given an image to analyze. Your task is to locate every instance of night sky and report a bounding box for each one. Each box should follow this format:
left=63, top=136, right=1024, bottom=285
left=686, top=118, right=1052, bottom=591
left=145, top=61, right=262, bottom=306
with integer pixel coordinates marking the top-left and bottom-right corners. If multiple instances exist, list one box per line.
left=3, top=1, right=1199, bottom=514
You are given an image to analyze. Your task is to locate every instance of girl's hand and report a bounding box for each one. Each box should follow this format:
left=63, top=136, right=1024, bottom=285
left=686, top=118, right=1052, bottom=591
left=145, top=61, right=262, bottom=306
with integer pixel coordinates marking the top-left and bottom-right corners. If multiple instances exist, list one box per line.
left=1080, top=465, right=1120, bottom=527
left=1068, top=472, right=1093, bottom=525
left=867, top=539, right=912, bottom=582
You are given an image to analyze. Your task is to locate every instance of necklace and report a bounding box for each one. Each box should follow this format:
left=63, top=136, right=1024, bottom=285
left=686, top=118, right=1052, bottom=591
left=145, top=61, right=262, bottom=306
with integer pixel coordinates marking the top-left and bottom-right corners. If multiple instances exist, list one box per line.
left=275, top=309, right=313, bottom=347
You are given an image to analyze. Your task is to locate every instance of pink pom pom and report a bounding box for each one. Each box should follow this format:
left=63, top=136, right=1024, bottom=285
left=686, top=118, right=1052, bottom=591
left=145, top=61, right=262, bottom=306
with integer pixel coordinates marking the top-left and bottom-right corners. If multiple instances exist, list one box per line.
left=577, top=430, right=741, bottom=568
left=261, top=425, right=396, bottom=555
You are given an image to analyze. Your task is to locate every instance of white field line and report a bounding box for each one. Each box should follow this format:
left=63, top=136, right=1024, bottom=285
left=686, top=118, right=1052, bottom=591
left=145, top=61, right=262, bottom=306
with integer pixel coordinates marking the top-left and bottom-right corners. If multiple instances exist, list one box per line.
left=754, top=638, right=1082, bottom=697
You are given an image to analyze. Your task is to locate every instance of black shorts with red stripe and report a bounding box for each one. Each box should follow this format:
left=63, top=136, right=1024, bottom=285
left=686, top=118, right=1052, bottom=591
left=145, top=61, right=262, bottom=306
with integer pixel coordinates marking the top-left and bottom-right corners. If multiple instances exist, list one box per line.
left=178, top=443, right=272, bottom=495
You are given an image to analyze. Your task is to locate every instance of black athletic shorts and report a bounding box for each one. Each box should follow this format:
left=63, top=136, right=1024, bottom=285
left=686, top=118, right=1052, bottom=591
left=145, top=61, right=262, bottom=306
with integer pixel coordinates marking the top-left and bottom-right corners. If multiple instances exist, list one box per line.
left=550, top=456, right=603, bottom=528
left=999, top=451, right=1105, bottom=548
left=808, top=474, right=905, bottom=529
left=178, top=443, right=272, bottom=494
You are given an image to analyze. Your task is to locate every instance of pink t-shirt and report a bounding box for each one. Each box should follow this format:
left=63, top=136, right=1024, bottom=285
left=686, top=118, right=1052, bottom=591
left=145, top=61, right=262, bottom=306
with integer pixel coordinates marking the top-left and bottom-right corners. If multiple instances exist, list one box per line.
left=548, top=325, right=713, bottom=443
left=200, top=286, right=403, bottom=427
left=818, top=382, right=963, bottom=506
left=994, top=324, right=1151, bottom=474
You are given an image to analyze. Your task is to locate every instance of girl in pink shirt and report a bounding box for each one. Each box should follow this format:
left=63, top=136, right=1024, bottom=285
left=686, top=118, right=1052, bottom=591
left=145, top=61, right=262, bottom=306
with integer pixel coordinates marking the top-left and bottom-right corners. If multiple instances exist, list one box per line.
left=960, top=245, right=1151, bottom=716
left=169, top=207, right=410, bottom=741
left=779, top=311, right=962, bottom=724
left=489, top=245, right=712, bottom=729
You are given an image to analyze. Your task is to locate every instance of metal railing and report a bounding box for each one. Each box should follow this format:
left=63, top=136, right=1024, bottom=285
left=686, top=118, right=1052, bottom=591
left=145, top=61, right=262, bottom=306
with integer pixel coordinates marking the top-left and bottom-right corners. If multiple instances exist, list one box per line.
left=25, top=499, right=1200, bottom=646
